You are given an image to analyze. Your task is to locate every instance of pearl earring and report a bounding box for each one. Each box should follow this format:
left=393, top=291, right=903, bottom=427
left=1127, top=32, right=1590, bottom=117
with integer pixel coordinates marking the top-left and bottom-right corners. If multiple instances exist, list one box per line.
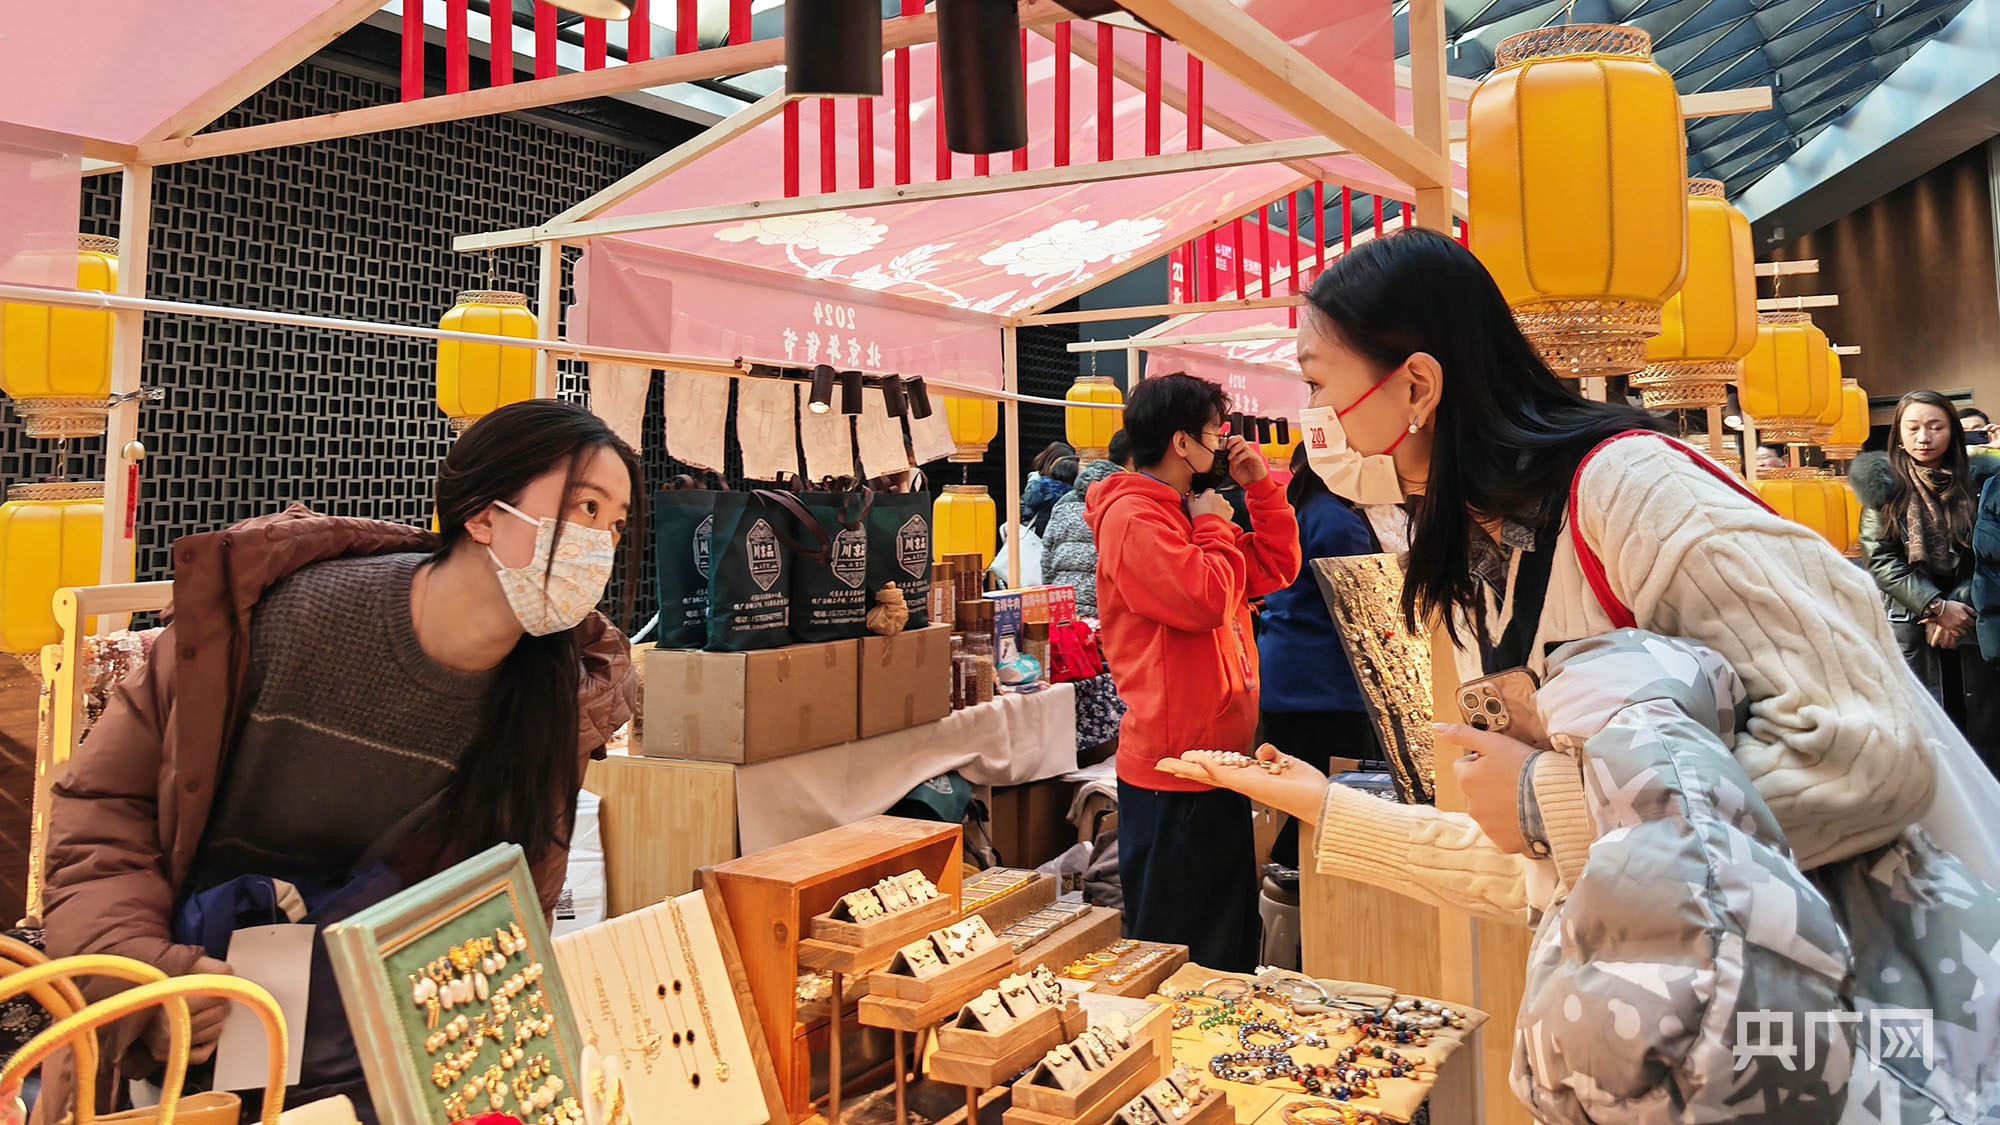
left=1408, top=421, right=1420, bottom=433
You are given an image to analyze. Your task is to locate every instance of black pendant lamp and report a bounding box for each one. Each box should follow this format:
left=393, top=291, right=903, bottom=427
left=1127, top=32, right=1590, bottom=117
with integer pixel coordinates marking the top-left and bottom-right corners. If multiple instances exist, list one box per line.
left=786, top=0, right=884, bottom=96
left=938, top=0, right=1028, bottom=154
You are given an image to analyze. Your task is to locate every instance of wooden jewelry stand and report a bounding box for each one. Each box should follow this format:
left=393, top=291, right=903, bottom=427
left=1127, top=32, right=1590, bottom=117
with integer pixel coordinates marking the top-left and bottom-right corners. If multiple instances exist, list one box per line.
left=1001, top=1002, right=1175, bottom=1125
left=855, top=938, right=1015, bottom=1124
left=930, top=1002, right=1089, bottom=1125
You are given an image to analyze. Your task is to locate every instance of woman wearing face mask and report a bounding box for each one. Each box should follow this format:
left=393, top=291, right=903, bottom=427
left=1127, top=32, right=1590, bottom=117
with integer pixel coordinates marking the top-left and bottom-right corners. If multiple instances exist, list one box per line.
left=1853, top=390, right=2000, bottom=770
left=37, top=399, right=640, bottom=1124
left=1162, top=226, right=1999, bottom=941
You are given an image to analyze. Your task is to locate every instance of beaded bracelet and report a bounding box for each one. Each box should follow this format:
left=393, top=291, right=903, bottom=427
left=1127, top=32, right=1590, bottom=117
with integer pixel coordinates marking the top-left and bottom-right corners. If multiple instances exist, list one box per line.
left=1279, top=1099, right=1384, bottom=1125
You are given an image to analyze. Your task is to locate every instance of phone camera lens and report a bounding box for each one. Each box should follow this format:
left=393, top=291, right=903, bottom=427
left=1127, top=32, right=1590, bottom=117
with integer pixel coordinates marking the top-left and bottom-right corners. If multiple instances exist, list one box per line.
left=1461, top=692, right=1480, bottom=710
left=1469, top=715, right=1489, bottom=730
left=1485, top=698, right=1504, bottom=715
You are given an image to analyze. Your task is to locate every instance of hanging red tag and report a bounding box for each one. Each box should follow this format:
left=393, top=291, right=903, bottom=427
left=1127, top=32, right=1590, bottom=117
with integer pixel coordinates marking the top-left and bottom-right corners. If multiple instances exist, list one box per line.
left=125, top=463, right=140, bottom=538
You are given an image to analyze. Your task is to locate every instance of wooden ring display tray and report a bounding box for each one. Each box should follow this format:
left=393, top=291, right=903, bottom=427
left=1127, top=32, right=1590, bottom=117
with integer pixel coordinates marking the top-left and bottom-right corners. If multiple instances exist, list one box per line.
left=929, top=1003, right=1089, bottom=1090
left=797, top=895, right=958, bottom=974
left=1167, top=1090, right=1236, bottom=1125
left=856, top=942, right=1016, bottom=1032
left=1007, top=1037, right=1159, bottom=1123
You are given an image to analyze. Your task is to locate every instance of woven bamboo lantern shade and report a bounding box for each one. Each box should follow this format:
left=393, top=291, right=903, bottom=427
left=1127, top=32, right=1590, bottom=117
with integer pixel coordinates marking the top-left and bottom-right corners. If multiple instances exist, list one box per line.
left=1824, top=376, right=1870, bottom=461
left=1467, top=24, right=1688, bottom=379
left=436, top=290, right=537, bottom=432
left=0, top=236, right=120, bottom=440
left=1064, top=377, right=1123, bottom=462
left=1635, top=180, right=1755, bottom=409
left=0, top=482, right=124, bottom=653
left=1738, top=311, right=1831, bottom=445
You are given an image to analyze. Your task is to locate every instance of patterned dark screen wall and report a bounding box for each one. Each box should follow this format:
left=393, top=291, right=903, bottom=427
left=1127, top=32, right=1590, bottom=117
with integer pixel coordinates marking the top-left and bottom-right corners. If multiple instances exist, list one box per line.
left=0, top=51, right=1094, bottom=632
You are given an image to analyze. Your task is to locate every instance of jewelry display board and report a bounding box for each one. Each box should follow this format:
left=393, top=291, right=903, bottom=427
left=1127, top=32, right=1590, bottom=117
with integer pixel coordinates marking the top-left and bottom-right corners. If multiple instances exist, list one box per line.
left=1311, top=555, right=1435, bottom=804
left=326, top=844, right=585, bottom=1125
left=1151, top=965, right=1487, bottom=1125
left=551, top=889, right=782, bottom=1125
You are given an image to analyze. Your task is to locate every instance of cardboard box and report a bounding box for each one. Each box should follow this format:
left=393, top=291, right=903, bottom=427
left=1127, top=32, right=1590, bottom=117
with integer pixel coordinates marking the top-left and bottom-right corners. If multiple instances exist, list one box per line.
left=642, top=641, right=859, bottom=764
left=858, top=623, right=953, bottom=738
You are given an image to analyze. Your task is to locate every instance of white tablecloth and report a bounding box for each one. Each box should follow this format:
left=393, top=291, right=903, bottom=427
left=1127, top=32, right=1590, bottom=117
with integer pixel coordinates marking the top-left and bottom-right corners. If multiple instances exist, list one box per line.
left=735, top=684, right=1079, bottom=853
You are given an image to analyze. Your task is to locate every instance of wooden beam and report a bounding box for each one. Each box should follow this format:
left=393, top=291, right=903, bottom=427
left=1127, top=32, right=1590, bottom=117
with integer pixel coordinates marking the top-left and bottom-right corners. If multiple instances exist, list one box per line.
left=456, top=135, right=1350, bottom=250
left=135, top=0, right=1072, bottom=167
left=1011, top=295, right=1302, bottom=326
left=547, top=91, right=795, bottom=227
left=1114, top=0, right=1453, bottom=191
left=1756, top=259, right=1819, bottom=277
left=1682, top=86, right=1773, bottom=118
left=1023, top=178, right=1313, bottom=314
left=1408, top=0, right=1453, bottom=232
left=1003, top=326, right=1023, bottom=589
left=1834, top=345, right=1861, bottom=355
left=100, top=165, right=152, bottom=620
left=534, top=242, right=563, bottom=398
left=1758, top=294, right=1838, bottom=310
left=1069, top=326, right=1293, bottom=351
left=141, top=0, right=386, bottom=142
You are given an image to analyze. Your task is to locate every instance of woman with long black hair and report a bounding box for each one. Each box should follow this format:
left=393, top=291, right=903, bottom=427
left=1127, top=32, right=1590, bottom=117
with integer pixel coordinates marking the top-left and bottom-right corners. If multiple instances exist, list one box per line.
left=1160, top=227, right=2000, bottom=1119
left=1853, top=390, right=2000, bottom=766
left=38, top=399, right=641, bottom=1123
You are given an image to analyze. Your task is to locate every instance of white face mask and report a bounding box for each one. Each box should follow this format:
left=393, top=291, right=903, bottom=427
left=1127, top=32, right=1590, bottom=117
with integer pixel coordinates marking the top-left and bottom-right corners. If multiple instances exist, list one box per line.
left=488, top=500, right=617, bottom=636
left=1298, top=371, right=1410, bottom=507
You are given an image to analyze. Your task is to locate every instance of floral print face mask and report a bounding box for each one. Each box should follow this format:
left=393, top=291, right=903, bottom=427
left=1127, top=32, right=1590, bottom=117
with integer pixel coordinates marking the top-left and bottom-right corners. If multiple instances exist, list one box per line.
left=487, top=500, right=616, bottom=635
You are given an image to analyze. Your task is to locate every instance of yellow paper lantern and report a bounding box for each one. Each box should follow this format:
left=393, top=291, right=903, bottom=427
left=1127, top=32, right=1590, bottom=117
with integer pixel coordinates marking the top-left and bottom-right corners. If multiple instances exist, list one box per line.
left=437, top=290, right=536, bottom=431
left=943, top=396, right=1000, bottom=463
left=0, top=235, right=119, bottom=440
left=933, top=483, right=996, bottom=566
left=1636, top=180, right=1755, bottom=409
left=1064, top=376, right=1124, bottom=462
left=1262, top=421, right=1300, bottom=470
left=0, top=482, right=122, bottom=653
left=1467, top=24, right=1688, bottom=379
left=1808, top=348, right=1846, bottom=446
left=1842, top=480, right=1862, bottom=558
left=1753, top=475, right=1849, bottom=551
left=1824, top=377, right=1870, bottom=460
left=1739, top=312, right=1831, bottom=444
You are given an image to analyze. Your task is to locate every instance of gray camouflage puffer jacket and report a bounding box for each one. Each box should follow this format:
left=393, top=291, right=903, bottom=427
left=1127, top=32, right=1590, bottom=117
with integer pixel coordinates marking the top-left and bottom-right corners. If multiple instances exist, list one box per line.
left=1514, top=630, right=1854, bottom=1124
left=1517, top=629, right=2000, bottom=1124
left=1042, top=459, right=1122, bottom=619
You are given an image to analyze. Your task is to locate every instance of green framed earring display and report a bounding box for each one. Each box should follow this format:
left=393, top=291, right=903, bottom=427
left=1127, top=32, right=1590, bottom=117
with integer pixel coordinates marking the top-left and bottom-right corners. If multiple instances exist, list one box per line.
left=327, top=844, right=586, bottom=1125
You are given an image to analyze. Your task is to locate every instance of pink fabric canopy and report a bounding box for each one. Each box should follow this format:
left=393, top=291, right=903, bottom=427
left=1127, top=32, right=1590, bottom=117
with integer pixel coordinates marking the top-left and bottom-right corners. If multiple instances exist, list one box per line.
left=1143, top=307, right=1306, bottom=417
left=0, top=0, right=354, bottom=145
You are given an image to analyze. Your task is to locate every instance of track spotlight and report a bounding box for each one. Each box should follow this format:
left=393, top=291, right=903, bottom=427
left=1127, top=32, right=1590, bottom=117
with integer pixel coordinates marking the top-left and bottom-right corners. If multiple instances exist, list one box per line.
left=808, top=365, right=836, bottom=414
left=881, top=374, right=908, bottom=417
left=784, top=0, right=883, bottom=96
left=1275, top=418, right=1290, bottom=444
left=839, top=370, right=866, bottom=415
left=1256, top=418, right=1274, bottom=443
left=906, top=377, right=934, bottom=419
left=938, top=0, right=1028, bottom=154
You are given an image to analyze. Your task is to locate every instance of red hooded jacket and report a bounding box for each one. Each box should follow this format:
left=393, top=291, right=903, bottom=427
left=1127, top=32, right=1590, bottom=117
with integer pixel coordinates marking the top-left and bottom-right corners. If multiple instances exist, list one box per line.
left=1085, top=473, right=1301, bottom=790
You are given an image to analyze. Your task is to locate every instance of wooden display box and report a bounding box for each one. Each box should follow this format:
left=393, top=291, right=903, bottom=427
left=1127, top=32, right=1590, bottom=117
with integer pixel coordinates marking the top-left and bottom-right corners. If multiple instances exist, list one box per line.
left=803, top=894, right=957, bottom=957
left=1173, top=1091, right=1238, bottom=1125
left=961, top=869, right=1059, bottom=933
left=705, top=816, right=965, bottom=1123
left=582, top=754, right=737, bottom=915
left=1016, top=905, right=1124, bottom=974
left=1090, top=942, right=1190, bottom=999
left=930, top=1003, right=1089, bottom=1089
left=857, top=942, right=1015, bottom=1032
left=859, top=623, right=953, bottom=737
left=644, top=641, right=859, bottom=764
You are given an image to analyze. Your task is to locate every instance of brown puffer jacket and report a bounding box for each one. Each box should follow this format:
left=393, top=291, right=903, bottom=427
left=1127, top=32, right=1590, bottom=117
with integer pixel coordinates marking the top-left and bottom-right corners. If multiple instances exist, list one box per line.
left=34, top=506, right=636, bottom=1120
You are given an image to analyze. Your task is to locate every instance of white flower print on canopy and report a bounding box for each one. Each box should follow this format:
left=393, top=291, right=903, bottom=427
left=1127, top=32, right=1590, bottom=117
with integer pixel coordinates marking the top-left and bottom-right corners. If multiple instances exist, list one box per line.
left=980, top=218, right=1169, bottom=289
left=716, top=211, right=889, bottom=259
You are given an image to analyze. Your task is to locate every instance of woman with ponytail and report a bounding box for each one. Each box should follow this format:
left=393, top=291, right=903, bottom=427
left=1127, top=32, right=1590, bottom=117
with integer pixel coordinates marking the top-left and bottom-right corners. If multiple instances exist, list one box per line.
left=38, top=400, right=641, bottom=1123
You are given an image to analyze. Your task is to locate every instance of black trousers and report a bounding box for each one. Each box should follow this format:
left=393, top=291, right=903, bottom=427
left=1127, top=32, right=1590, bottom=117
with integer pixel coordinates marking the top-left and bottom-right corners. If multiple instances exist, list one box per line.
left=1117, top=779, right=1261, bottom=972
left=1260, top=709, right=1377, bottom=869
left=1896, top=624, right=2000, bottom=778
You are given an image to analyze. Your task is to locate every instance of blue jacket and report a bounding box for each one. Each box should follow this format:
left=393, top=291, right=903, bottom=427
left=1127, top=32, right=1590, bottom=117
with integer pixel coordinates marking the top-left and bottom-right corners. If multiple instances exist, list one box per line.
left=1256, top=491, right=1374, bottom=713
left=1973, top=465, right=2000, bottom=661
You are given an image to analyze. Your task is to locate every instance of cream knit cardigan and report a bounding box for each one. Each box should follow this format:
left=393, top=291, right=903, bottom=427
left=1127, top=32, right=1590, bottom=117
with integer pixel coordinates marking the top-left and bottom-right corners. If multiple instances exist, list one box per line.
left=1314, top=436, right=1945, bottom=924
